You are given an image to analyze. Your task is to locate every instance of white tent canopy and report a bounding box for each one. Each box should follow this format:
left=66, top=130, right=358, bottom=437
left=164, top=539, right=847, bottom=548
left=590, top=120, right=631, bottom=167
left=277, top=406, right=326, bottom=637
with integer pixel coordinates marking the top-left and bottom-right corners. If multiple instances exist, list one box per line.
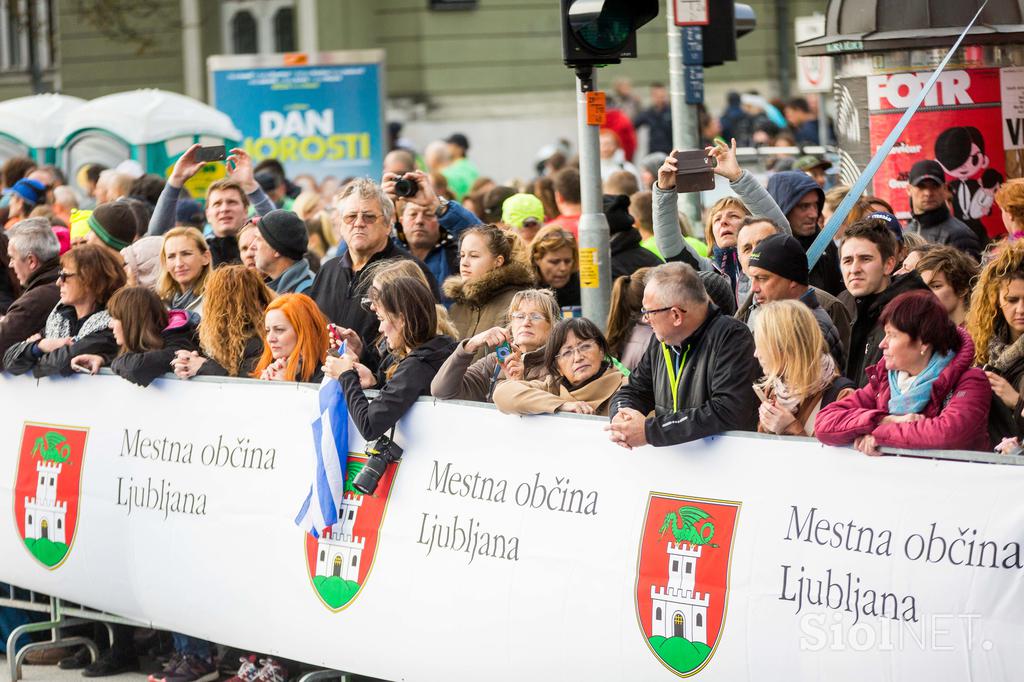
left=57, top=89, right=241, bottom=146
left=0, top=94, right=86, bottom=148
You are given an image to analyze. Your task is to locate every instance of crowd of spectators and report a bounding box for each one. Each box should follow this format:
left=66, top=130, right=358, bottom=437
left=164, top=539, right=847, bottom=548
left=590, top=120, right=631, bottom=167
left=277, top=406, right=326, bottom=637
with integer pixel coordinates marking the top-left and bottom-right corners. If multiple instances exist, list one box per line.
left=2, top=81, right=1023, bottom=681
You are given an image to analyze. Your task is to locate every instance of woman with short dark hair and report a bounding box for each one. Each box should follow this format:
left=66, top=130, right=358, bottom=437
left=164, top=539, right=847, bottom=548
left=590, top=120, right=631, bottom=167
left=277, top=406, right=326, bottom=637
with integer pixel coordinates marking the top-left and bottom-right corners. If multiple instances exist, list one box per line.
left=324, top=275, right=456, bottom=441
left=3, top=243, right=125, bottom=376
left=493, top=317, right=626, bottom=416
left=816, top=291, right=990, bottom=454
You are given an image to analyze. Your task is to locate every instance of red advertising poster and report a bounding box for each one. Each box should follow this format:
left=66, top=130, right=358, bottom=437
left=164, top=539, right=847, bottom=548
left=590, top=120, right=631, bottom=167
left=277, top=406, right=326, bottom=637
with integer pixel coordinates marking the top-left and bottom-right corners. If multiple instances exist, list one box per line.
left=868, top=67, right=1006, bottom=237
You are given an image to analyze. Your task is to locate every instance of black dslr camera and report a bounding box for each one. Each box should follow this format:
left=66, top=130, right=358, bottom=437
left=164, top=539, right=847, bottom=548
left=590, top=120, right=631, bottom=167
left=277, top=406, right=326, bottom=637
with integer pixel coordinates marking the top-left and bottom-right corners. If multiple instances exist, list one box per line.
left=353, top=434, right=404, bottom=495
left=393, top=176, right=419, bottom=198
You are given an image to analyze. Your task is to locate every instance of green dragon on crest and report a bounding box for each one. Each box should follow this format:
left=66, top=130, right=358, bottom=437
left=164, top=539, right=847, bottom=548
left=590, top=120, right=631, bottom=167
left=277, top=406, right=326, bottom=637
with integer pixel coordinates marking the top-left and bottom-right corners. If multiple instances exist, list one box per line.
left=658, top=505, right=718, bottom=547
left=31, top=431, right=70, bottom=463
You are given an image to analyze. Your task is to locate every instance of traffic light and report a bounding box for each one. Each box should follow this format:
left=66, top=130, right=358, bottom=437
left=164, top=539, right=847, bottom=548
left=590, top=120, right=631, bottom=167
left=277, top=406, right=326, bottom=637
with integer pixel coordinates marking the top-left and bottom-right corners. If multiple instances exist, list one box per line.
left=560, top=0, right=659, bottom=68
left=701, top=0, right=756, bottom=67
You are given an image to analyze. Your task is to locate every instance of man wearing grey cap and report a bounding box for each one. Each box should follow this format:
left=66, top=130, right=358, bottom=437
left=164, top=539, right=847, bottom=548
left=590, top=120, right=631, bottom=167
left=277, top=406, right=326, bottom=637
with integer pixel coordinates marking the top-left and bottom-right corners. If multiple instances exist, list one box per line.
left=905, top=159, right=982, bottom=261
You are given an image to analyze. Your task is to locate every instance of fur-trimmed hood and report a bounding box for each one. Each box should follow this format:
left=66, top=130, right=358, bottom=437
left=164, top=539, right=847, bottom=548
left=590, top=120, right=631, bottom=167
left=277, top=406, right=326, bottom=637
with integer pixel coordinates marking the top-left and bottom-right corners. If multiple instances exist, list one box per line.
left=442, top=260, right=536, bottom=307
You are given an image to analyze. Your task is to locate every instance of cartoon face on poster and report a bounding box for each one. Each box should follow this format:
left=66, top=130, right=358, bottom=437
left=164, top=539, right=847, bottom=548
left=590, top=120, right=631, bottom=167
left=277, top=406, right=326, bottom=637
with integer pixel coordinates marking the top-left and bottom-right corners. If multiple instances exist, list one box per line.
left=868, top=68, right=1007, bottom=238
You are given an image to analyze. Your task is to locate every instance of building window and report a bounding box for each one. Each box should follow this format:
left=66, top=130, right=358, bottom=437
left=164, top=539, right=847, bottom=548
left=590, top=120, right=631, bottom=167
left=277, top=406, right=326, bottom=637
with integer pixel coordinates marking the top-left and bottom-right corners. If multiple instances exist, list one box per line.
left=319, top=550, right=324, bottom=561
left=655, top=607, right=662, bottom=620
left=231, top=10, right=258, bottom=54
left=696, top=613, right=703, bottom=627
left=272, top=7, right=294, bottom=52
left=672, top=560, right=678, bottom=572
left=49, top=477, right=54, bottom=486
left=351, top=555, right=357, bottom=567
left=348, top=509, right=354, bottom=521
left=0, top=0, right=54, bottom=73
left=27, top=514, right=32, bottom=525
left=685, top=562, right=692, bottom=574
left=222, top=1, right=295, bottom=56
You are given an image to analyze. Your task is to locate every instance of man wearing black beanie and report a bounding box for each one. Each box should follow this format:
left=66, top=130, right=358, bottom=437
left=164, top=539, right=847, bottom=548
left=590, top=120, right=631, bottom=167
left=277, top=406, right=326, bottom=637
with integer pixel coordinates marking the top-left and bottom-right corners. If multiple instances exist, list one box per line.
left=745, top=233, right=845, bottom=367
left=249, top=209, right=314, bottom=294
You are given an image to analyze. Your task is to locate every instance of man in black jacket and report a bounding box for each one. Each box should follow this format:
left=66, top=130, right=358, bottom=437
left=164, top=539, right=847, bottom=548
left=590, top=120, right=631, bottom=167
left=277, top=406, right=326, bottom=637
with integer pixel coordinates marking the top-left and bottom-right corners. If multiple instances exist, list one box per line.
left=606, top=262, right=759, bottom=448
left=904, top=159, right=983, bottom=260
left=839, top=219, right=929, bottom=386
left=309, top=178, right=438, bottom=371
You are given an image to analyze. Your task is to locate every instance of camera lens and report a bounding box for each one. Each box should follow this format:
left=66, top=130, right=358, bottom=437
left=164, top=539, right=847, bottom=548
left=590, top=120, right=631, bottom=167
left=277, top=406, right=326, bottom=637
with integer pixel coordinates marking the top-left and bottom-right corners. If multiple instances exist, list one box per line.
left=353, top=454, right=387, bottom=495
left=394, top=177, right=417, bottom=198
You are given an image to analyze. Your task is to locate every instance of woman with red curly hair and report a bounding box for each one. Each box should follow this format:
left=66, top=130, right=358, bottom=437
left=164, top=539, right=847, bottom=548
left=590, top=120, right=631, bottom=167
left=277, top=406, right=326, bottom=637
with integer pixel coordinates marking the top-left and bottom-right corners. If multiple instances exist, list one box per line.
left=252, top=293, right=329, bottom=383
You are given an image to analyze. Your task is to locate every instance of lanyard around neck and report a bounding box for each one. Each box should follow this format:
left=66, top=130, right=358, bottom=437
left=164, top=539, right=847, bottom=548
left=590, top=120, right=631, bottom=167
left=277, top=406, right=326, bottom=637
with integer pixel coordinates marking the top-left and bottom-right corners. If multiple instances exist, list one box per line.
left=661, top=342, right=689, bottom=412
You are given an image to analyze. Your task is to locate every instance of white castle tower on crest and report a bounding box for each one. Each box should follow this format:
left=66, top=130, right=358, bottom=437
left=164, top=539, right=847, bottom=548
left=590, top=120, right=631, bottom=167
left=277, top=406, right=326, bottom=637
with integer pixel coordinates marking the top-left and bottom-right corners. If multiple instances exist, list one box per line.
left=650, top=543, right=710, bottom=644
left=315, top=494, right=365, bottom=582
left=24, top=461, right=67, bottom=544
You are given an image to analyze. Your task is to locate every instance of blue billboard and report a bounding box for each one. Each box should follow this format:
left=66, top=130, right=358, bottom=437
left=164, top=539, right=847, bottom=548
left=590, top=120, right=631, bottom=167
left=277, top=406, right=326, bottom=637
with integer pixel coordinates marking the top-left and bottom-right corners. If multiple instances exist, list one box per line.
left=211, top=56, right=384, bottom=183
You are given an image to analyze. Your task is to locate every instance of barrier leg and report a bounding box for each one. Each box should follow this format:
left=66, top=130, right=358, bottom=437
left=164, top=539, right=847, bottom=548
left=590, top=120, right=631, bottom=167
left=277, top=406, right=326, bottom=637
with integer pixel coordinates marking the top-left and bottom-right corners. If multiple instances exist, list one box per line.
left=7, top=619, right=99, bottom=681
left=297, top=670, right=348, bottom=682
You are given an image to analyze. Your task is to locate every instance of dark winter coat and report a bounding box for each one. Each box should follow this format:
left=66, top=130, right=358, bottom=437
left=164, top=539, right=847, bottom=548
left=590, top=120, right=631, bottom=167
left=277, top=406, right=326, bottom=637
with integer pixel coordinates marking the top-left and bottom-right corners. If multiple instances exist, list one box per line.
left=3, top=304, right=117, bottom=377
left=839, top=272, right=930, bottom=387
left=609, top=305, right=760, bottom=446
left=610, top=227, right=664, bottom=279
left=308, top=239, right=439, bottom=371
left=195, top=335, right=264, bottom=377
left=0, top=259, right=60, bottom=369
left=816, top=328, right=990, bottom=452
left=110, top=310, right=201, bottom=387
left=906, top=206, right=983, bottom=262
left=981, top=332, right=1024, bottom=448
left=340, top=335, right=457, bottom=441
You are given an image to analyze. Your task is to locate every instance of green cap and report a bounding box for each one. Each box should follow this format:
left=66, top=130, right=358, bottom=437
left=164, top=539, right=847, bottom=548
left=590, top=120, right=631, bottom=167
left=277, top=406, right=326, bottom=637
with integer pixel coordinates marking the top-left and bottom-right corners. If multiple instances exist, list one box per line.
left=501, top=193, right=545, bottom=229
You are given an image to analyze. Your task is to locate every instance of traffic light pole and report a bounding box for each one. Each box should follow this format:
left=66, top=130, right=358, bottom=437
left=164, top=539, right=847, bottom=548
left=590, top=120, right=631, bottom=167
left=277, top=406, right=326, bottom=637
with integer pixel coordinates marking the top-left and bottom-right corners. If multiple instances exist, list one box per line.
left=666, top=8, right=703, bottom=231
left=575, top=67, right=612, bottom=331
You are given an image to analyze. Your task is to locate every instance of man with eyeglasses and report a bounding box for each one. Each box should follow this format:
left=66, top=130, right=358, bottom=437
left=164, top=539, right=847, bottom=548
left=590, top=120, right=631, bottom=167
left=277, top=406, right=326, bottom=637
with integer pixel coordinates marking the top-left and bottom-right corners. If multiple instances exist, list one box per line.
left=605, top=262, right=759, bottom=448
left=309, top=178, right=439, bottom=371
left=386, top=169, right=480, bottom=299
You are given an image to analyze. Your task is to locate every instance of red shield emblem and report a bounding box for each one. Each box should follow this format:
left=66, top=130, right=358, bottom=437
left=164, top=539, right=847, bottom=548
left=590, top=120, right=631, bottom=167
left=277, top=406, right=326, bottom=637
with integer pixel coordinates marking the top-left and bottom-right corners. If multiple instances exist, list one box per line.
left=13, top=422, right=89, bottom=569
left=635, top=493, right=741, bottom=677
left=304, top=453, right=398, bottom=611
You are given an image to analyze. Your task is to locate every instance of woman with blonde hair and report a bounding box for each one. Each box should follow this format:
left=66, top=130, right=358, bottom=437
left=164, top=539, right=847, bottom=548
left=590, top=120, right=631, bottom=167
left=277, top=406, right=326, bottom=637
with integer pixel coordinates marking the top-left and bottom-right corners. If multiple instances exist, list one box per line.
left=966, top=242, right=1024, bottom=445
left=444, top=223, right=535, bottom=358
left=251, top=293, right=329, bottom=383
left=995, top=177, right=1024, bottom=242
left=529, top=225, right=579, bottom=309
left=432, top=288, right=560, bottom=402
left=172, top=265, right=274, bottom=378
left=753, top=300, right=855, bottom=436
left=157, top=226, right=211, bottom=313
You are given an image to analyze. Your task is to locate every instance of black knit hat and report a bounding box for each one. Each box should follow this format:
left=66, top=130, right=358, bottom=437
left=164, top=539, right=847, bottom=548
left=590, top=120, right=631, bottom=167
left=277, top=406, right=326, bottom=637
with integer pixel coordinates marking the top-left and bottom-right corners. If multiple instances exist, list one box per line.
left=89, top=202, right=138, bottom=251
left=747, top=233, right=808, bottom=285
left=257, top=209, right=308, bottom=261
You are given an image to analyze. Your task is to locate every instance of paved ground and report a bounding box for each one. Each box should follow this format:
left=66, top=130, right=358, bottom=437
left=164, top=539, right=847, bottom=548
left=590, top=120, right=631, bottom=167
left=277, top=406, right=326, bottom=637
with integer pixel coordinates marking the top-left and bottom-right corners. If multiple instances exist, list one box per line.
left=0, top=662, right=148, bottom=681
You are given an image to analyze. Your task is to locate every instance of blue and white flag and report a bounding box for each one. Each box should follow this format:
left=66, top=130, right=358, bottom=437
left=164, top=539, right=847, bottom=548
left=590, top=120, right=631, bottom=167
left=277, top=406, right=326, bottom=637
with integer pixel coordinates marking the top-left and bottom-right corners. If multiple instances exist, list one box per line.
left=294, top=375, right=349, bottom=538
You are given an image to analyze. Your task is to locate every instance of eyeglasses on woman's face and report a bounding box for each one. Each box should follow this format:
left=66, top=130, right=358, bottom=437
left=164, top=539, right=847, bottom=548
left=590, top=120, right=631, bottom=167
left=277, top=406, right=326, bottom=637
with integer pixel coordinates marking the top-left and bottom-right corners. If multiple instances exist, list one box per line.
left=57, top=270, right=77, bottom=283
left=556, top=340, right=599, bottom=363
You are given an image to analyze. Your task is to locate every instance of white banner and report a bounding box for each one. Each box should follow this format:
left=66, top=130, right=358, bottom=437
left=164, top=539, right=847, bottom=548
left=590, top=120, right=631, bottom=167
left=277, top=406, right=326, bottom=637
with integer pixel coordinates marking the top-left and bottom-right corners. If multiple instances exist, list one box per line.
left=1, top=373, right=1023, bottom=681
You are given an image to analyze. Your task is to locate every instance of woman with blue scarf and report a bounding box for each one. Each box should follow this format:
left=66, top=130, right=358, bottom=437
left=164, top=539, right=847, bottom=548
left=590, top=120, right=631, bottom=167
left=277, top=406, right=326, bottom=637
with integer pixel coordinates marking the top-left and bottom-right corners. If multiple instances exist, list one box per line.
left=816, top=291, right=991, bottom=454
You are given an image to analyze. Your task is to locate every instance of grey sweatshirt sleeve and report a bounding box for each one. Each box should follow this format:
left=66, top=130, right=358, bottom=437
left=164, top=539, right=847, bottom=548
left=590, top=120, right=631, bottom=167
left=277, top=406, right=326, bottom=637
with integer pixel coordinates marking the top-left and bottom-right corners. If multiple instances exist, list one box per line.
left=147, top=182, right=181, bottom=236
left=729, top=170, right=791, bottom=234
left=248, top=187, right=275, bottom=216
left=652, top=183, right=712, bottom=271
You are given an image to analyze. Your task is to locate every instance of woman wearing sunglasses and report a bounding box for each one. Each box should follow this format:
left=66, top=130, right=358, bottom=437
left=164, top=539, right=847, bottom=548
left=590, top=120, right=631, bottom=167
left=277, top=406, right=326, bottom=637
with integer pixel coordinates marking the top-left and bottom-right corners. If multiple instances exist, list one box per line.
left=3, top=243, right=126, bottom=376
left=493, top=317, right=626, bottom=416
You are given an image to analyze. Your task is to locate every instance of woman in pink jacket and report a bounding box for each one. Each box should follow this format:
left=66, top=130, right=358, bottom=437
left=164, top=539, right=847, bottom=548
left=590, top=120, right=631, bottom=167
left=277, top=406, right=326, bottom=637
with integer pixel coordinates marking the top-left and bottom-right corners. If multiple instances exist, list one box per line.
left=816, top=291, right=991, bottom=454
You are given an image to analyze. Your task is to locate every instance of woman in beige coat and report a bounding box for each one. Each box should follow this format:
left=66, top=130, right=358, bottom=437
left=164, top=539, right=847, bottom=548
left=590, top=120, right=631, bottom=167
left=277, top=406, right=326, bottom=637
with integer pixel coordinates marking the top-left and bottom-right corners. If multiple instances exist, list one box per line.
left=443, top=224, right=535, bottom=360
left=431, top=289, right=560, bottom=402
left=493, top=317, right=626, bottom=416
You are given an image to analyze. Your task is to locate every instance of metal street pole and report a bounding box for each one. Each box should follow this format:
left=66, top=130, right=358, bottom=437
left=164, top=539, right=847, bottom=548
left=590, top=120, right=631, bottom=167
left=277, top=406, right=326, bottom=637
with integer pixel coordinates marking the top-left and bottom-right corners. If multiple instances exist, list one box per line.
left=575, top=69, right=612, bottom=331
left=666, top=7, right=702, bottom=232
